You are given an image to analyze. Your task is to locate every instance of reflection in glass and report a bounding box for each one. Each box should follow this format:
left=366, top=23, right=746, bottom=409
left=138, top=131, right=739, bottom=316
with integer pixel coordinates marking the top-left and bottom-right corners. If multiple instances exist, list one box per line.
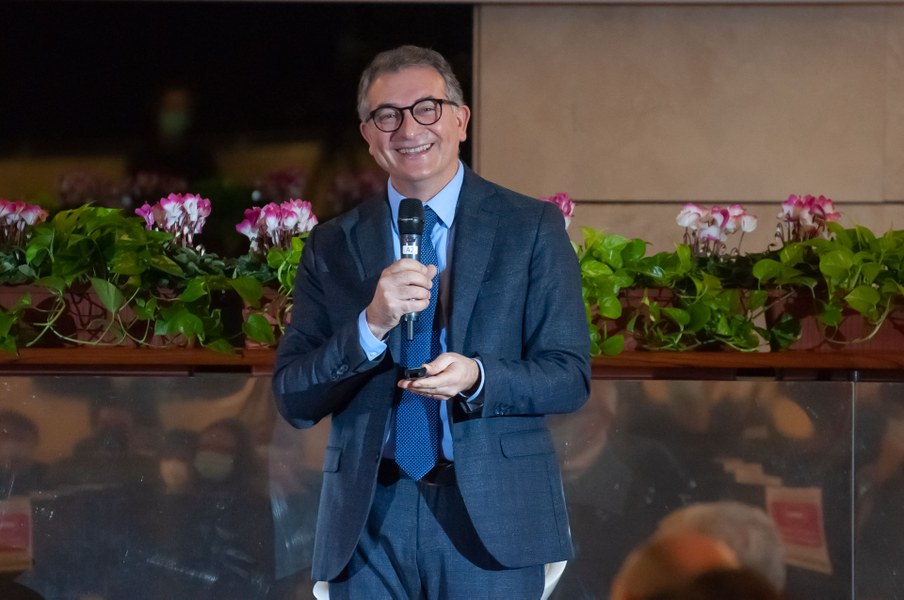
left=0, top=375, right=897, bottom=599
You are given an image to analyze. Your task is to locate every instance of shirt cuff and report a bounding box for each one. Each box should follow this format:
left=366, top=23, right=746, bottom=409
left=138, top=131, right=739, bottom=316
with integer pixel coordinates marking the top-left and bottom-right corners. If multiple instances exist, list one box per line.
left=457, top=357, right=485, bottom=411
left=358, top=310, right=386, bottom=362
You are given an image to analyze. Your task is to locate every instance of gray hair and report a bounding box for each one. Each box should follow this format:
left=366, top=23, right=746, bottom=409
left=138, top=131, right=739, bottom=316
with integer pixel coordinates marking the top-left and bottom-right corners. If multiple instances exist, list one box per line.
left=357, top=45, right=465, bottom=122
left=655, top=501, right=787, bottom=591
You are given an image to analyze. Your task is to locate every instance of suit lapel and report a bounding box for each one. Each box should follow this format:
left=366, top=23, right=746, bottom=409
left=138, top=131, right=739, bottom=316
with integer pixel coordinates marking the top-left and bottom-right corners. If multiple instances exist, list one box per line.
left=449, top=171, right=498, bottom=351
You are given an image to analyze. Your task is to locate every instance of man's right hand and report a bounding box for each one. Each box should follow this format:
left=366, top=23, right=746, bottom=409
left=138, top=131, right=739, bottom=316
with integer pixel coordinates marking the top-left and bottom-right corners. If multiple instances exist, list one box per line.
left=365, top=259, right=437, bottom=340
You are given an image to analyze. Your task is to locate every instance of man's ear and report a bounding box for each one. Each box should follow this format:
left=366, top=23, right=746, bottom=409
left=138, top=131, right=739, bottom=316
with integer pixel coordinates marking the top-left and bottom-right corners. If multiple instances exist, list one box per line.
left=454, top=105, right=471, bottom=142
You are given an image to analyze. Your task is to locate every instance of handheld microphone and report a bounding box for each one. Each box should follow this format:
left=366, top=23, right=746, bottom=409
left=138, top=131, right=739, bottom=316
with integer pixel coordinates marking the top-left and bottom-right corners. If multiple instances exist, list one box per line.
left=398, top=198, right=424, bottom=341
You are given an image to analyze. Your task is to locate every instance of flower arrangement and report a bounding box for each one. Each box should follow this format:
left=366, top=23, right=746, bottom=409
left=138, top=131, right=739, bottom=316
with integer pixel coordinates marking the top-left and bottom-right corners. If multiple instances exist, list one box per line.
left=136, top=193, right=212, bottom=248
left=0, top=200, right=52, bottom=352
left=752, top=194, right=904, bottom=349
left=676, top=202, right=758, bottom=257
left=236, top=199, right=317, bottom=258
left=0, top=200, right=48, bottom=249
left=234, top=199, right=318, bottom=346
left=774, top=194, right=841, bottom=244
left=540, top=192, right=576, bottom=228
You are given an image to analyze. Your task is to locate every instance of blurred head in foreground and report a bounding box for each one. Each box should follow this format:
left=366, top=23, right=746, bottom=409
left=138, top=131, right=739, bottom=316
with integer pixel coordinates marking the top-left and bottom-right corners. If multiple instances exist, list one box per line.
left=610, top=532, right=739, bottom=600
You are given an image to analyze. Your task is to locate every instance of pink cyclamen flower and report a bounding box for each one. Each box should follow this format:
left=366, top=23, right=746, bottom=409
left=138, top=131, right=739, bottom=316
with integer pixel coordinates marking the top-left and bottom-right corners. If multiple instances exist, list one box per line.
left=539, top=192, right=575, bottom=228
left=1, top=199, right=48, bottom=247
left=19, top=204, right=48, bottom=226
left=676, top=203, right=708, bottom=229
left=236, top=198, right=317, bottom=256
left=778, top=194, right=839, bottom=241
left=136, top=202, right=155, bottom=230
left=678, top=202, right=756, bottom=257
left=134, top=192, right=212, bottom=247
left=740, top=214, right=758, bottom=233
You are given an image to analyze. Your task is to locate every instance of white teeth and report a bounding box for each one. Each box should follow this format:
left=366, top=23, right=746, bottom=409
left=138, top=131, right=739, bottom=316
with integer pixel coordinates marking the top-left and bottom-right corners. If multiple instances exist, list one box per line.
left=399, top=144, right=431, bottom=155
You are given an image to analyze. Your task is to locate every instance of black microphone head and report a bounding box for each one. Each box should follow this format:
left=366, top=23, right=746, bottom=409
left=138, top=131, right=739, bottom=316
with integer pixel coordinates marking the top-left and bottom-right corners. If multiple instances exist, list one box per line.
left=398, top=198, right=424, bottom=235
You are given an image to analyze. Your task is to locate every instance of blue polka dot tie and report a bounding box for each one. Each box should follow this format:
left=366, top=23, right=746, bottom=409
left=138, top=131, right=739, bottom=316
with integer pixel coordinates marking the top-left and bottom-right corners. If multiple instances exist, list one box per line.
left=395, top=206, right=441, bottom=480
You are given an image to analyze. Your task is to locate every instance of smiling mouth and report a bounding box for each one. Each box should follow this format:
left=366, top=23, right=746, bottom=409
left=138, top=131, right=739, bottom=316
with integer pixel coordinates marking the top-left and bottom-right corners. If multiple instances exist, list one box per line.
left=397, top=143, right=432, bottom=155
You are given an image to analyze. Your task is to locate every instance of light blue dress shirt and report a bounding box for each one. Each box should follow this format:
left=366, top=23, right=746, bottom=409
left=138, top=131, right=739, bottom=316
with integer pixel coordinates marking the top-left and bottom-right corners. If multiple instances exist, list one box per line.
left=356, top=162, right=483, bottom=461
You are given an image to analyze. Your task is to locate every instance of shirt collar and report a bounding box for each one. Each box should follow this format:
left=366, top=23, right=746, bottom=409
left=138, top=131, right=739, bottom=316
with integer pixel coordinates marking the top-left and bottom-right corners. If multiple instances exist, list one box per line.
left=388, top=161, right=463, bottom=232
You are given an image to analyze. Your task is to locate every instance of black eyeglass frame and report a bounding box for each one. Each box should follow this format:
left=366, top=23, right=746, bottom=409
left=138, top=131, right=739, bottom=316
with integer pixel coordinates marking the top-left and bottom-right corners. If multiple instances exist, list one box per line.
left=366, top=98, right=459, bottom=133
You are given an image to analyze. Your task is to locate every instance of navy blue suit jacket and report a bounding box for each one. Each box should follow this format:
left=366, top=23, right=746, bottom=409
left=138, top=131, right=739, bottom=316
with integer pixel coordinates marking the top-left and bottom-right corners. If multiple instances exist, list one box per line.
left=272, top=167, right=591, bottom=582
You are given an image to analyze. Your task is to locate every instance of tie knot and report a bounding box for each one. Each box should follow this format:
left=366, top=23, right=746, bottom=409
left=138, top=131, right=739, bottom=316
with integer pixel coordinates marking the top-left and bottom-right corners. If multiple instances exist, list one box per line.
left=423, top=206, right=439, bottom=236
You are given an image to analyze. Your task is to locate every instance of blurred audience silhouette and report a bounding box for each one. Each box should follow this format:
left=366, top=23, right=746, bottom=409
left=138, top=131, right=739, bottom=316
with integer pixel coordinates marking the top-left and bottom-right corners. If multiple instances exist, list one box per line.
left=609, top=532, right=739, bottom=600
left=654, top=501, right=786, bottom=591
left=0, top=410, right=46, bottom=498
left=647, top=567, right=787, bottom=600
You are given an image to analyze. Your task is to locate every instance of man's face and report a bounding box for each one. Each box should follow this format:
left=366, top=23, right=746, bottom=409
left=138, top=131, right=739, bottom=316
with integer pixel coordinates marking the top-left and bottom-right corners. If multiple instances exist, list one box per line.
left=360, top=66, right=470, bottom=200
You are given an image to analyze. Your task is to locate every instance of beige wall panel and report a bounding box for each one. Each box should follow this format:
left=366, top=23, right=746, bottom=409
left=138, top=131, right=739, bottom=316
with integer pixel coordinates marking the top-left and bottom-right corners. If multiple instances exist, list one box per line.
left=475, top=4, right=899, bottom=203
left=884, top=13, right=904, bottom=198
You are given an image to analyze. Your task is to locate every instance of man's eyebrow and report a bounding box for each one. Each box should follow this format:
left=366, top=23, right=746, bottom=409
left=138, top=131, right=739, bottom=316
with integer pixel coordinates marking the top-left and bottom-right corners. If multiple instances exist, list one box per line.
left=373, top=96, right=437, bottom=110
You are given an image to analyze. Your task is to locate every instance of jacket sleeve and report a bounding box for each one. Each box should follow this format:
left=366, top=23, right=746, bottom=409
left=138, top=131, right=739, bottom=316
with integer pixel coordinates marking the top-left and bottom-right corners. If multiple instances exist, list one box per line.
left=271, top=225, right=389, bottom=429
left=475, top=202, right=591, bottom=418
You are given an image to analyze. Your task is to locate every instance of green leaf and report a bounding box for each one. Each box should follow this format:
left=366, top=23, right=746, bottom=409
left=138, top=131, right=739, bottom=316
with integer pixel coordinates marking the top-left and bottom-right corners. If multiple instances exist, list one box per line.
left=685, top=303, right=711, bottom=331
left=821, top=302, right=844, bottom=327
left=598, top=295, right=623, bottom=319
left=155, top=308, right=204, bottom=340
left=600, top=334, right=625, bottom=356
left=89, top=277, right=126, bottom=312
left=179, top=278, right=208, bottom=302
left=243, top=313, right=277, bottom=345
left=204, top=338, right=237, bottom=354
left=752, top=259, right=782, bottom=283
left=230, top=276, right=264, bottom=307
left=845, top=285, right=880, bottom=317
left=149, top=254, right=184, bottom=277
left=819, top=249, right=854, bottom=280
left=663, top=306, right=691, bottom=327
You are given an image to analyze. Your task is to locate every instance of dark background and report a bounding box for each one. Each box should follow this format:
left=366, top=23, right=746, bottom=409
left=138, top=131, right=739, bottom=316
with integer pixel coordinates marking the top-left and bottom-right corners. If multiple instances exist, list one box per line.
left=0, top=1, right=473, bottom=160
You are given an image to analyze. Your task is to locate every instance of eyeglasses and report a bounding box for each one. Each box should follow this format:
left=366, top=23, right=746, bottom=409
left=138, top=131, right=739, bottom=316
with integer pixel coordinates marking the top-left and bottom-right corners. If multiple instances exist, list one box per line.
left=367, top=98, right=458, bottom=133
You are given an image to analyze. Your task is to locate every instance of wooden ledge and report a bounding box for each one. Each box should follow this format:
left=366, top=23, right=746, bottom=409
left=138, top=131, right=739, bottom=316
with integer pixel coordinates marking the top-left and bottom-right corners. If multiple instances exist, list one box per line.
left=592, top=351, right=904, bottom=380
left=0, top=347, right=276, bottom=375
left=2, top=347, right=903, bottom=380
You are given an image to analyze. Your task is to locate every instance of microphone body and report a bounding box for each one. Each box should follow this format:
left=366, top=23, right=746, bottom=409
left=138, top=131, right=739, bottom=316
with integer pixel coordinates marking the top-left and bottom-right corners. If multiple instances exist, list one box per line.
left=398, top=198, right=424, bottom=341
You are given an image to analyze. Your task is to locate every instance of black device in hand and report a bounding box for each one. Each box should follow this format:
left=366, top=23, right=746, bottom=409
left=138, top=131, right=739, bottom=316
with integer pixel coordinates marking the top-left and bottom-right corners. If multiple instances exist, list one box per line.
left=403, top=366, right=428, bottom=379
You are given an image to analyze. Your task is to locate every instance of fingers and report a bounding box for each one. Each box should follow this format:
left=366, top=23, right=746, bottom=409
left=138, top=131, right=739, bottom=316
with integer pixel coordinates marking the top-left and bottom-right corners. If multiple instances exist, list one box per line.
left=397, top=353, right=479, bottom=401
left=366, top=260, right=438, bottom=339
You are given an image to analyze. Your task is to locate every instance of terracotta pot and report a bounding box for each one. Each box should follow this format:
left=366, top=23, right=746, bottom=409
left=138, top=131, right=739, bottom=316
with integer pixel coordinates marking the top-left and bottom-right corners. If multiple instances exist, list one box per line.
left=766, top=289, right=904, bottom=351
left=54, top=287, right=140, bottom=347
left=55, top=286, right=198, bottom=348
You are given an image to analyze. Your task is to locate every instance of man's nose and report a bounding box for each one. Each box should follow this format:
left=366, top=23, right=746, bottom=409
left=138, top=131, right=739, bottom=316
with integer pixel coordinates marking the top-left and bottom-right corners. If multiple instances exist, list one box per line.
left=396, top=110, right=423, bottom=137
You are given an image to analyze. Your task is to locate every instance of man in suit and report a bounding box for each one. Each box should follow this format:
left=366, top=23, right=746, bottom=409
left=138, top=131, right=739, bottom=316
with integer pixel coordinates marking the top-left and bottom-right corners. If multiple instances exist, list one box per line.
left=272, top=45, right=590, bottom=599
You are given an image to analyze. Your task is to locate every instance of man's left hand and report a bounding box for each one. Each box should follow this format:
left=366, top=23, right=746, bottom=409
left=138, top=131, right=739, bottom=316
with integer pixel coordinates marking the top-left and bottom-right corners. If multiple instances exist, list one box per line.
left=398, top=352, right=479, bottom=400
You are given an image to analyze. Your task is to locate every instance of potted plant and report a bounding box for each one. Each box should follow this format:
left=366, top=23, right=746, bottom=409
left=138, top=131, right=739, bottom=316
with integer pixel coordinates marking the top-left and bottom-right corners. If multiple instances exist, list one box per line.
left=579, top=202, right=770, bottom=354
left=0, top=199, right=52, bottom=352
left=575, top=228, right=649, bottom=355
left=754, top=195, right=904, bottom=350
left=134, top=193, right=261, bottom=351
left=233, top=199, right=317, bottom=347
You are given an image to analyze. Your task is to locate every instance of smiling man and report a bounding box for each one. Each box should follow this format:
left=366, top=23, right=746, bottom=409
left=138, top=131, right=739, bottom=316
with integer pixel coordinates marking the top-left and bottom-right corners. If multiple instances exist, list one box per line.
left=273, top=45, right=590, bottom=599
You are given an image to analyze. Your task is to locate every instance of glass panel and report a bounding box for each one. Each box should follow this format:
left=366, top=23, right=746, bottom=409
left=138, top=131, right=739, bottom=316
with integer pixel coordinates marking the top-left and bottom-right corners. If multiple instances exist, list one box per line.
left=0, top=375, right=291, bottom=599
left=0, top=374, right=873, bottom=598
left=854, top=381, right=904, bottom=600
